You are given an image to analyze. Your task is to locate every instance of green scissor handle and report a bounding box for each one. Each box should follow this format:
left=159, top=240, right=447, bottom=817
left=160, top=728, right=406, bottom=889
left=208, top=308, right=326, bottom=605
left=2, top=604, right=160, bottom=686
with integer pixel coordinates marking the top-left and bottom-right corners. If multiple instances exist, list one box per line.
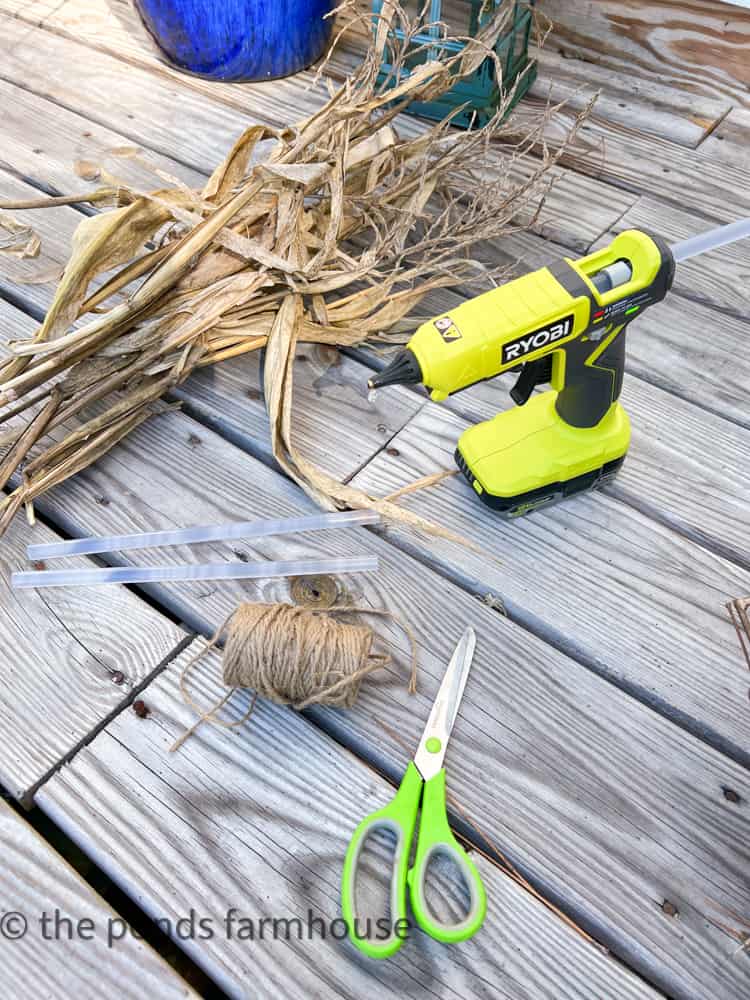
left=341, top=762, right=422, bottom=959
left=408, top=768, right=486, bottom=944
left=341, top=763, right=486, bottom=959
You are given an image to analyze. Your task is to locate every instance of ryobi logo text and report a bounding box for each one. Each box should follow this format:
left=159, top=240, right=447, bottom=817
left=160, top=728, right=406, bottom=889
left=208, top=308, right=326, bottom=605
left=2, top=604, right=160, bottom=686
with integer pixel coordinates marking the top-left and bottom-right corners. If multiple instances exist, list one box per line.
left=501, top=315, right=574, bottom=365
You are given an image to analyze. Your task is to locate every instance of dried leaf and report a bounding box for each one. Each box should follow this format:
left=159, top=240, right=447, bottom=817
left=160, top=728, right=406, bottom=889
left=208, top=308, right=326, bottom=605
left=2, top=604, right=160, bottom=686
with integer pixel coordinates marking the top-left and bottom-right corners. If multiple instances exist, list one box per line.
left=344, top=125, right=397, bottom=171
left=258, top=161, right=331, bottom=188
left=0, top=3, right=584, bottom=541
left=263, top=293, right=481, bottom=549
left=38, top=196, right=173, bottom=343
left=203, top=125, right=274, bottom=202
left=0, top=215, right=41, bottom=257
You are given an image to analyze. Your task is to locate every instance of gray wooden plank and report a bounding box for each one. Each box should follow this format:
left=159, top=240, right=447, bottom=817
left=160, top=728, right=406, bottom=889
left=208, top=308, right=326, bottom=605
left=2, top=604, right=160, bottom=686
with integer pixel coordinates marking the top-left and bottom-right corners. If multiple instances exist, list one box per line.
left=528, top=46, right=730, bottom=148
left=19, top=385, right=750, bottom=998
left=591, top=195, right=750, bottom=318
left=0, top=2, right=637, bottom=250
left=0, top=796, right=195, bottom=998
left=476, top=157, right=636, bottom=255
left=0, top=0, right=331, bottom=125
left=0, top=509, right=188, bottom=802
left=699, top=107, right=750, bottom=168
left=36, top=640, right=661, bottom=1000
left=350, top=402, right=750, bottom=758
left=0, top=75, right=205, bottom=197
left=0, top=294, right=37, bottom=342
left=605, top=376, right=750, bottom=562
left=540, top=0, right=750, bottom=110
left=0, top=9, right=254, bottom=176
left=520, top=98, right=750, bottom=225
left=173, top=345, right=423, bottom=484
left=0, top=173, right=97, bottom=314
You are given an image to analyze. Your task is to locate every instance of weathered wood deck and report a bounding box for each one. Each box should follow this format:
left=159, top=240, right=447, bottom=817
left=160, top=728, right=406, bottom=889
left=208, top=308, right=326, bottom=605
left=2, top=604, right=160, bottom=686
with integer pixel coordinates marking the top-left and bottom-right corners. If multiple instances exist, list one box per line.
left=0, top=1, right=748, bottom=997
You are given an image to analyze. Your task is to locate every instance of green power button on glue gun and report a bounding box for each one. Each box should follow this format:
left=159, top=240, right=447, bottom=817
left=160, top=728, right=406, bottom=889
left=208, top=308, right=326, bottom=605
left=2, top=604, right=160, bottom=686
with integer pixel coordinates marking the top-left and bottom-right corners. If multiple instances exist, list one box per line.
left=341, top=627, right=486, bottom=958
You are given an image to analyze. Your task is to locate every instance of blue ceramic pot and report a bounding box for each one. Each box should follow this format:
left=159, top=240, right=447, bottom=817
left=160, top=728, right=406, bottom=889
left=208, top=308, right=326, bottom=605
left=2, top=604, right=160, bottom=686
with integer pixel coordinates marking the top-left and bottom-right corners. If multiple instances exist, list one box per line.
left=134, top=0, right=336, bottom=81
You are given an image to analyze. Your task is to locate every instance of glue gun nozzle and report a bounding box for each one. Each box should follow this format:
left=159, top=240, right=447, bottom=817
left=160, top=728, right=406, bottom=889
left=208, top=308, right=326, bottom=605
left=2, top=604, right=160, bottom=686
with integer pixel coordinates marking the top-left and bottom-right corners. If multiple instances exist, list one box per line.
left=367, top=349, right=423, bottom=390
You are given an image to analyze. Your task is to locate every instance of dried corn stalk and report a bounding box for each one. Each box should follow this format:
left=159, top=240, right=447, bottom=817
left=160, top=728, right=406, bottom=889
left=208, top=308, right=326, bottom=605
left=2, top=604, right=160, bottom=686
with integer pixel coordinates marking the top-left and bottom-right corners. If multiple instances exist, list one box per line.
left=0, top=2, right=586, bottom=540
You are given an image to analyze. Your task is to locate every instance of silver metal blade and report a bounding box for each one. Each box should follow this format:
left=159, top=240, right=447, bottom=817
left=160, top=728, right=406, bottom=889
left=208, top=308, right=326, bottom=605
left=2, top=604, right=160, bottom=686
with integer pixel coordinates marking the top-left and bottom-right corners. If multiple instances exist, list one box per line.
left=413, top=627, right=476, bottom=782
left=670, top=218, right=750, bottom=263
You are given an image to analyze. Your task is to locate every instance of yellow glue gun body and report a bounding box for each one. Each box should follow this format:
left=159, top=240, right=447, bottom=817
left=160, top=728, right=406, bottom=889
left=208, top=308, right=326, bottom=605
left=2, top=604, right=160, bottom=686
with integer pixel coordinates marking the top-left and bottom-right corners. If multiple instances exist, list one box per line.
left=391, top=230, right=675, bottom=515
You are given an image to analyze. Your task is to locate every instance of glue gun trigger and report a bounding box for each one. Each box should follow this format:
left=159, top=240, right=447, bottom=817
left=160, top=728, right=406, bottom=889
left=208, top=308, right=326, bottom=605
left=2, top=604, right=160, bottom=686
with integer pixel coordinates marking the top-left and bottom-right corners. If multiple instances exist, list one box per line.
left=509, top=356, right=553, bottom=406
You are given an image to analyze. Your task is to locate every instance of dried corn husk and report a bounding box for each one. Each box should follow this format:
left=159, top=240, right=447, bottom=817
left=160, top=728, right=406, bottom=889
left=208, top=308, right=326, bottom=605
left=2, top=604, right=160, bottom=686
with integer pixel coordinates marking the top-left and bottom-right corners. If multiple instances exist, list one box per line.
left=0, top=2, right=589, bottom=539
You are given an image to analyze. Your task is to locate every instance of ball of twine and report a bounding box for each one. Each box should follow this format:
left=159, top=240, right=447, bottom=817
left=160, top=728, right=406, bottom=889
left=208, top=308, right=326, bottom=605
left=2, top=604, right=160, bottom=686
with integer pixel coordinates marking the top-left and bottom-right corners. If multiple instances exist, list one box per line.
left=172, top=601, right=417, bottom=751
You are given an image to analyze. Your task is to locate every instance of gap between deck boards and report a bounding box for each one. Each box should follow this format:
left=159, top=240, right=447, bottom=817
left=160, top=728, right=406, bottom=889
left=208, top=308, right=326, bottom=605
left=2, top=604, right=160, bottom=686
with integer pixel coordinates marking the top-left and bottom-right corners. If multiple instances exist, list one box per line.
left=19, top=631, right=195, bottom=807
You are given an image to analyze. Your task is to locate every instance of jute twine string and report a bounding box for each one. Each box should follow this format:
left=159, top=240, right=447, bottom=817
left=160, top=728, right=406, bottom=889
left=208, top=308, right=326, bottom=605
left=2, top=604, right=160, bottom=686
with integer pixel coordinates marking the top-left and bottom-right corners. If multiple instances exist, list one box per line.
left=171, top=602, right=418, bottom=752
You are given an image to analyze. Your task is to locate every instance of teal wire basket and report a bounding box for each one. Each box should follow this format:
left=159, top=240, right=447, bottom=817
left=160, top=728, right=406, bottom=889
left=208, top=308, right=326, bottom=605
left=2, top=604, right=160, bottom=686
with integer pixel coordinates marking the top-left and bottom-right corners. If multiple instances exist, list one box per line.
left=372, top=0, right=536, bottom=128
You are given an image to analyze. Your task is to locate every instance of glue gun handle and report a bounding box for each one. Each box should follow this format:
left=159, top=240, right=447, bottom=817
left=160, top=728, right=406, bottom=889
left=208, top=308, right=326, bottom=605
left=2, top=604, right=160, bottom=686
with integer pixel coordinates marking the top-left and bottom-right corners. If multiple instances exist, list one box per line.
left=555, top=322, right=628, bottom=429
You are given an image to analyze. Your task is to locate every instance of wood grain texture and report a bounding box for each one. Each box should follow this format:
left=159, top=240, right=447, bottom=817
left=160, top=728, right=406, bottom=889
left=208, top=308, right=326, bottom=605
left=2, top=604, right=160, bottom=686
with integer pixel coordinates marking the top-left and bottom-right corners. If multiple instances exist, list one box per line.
left=0, top=75, right=204, bottom=197
left=21, top=391, right=750, bottom=997
left=528, top=45, right=731, bottom=148
left=620, top=292, right=750, bottom=430
left=351, top=403, right=750, bottom=756
left=0, top=797, right=195, bottom=998
left=0, top=297, right=38, bottom=343
left=37, top=641, right=662, bottom=1000
left=0, top=173, right=97, bottom=314
left=0, top=10, right=254, bottom=177
left=0, top=301, right=186, bottom=802
left=699, top=107, right=750, bottom=168
left=607, top=376, right=750, bottom=563
left=0, top=512, right=187, bottom=802
left=518, top=99, right=750, bottom=225
left=0, top=0, right=332, bottom=124
left=541, top=0, right=750, bottom=108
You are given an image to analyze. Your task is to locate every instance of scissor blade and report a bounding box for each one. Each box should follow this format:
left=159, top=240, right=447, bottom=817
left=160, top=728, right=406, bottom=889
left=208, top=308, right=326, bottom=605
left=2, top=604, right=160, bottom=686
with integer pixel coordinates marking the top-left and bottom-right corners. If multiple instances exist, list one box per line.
left=413, top=627, right=476, bottom=782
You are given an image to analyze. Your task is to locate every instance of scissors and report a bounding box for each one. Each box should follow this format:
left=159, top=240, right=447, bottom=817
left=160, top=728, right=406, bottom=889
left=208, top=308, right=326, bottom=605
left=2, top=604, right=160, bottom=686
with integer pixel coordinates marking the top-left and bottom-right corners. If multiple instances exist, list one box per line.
left=341, top=627, right=486, bottom=958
